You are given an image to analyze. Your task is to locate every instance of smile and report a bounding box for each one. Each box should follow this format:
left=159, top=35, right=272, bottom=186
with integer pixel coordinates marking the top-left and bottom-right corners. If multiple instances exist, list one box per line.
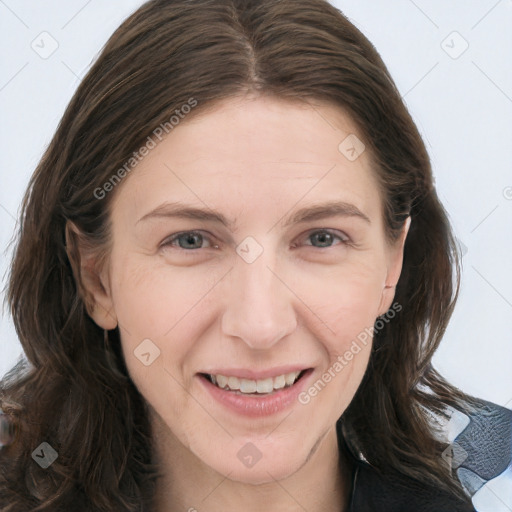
left=205, top=370, right=304, bottom=395
left=198, top=368, right=313, bottom=417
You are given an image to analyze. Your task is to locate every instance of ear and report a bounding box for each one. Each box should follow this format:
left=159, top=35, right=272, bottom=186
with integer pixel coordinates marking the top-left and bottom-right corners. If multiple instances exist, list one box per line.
left=377, top=216, right=411, bottom=317
left=65, top=221, right=118, bottom=330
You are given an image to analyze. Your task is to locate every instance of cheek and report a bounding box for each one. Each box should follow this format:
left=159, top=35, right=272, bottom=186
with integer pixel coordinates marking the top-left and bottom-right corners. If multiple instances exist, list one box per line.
left=290, top=259, right=384, bottom=402
left=292, top=256, right=386, bottom=342
left=109, top=255, right=221, bottom=389
left=110, top=253, right=222, bottom=338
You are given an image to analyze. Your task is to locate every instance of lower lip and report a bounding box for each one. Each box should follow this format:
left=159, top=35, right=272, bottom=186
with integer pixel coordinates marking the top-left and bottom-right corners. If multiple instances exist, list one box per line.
left=198, top=370, right=313, bottom=418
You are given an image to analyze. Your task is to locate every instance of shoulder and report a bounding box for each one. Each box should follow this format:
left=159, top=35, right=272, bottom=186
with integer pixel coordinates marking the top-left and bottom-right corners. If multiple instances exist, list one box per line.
left=435, top=399, right=512, bottom=512
left=339, top=399, right=512, bottom=512
left=348, top=460, right=475, bottom=512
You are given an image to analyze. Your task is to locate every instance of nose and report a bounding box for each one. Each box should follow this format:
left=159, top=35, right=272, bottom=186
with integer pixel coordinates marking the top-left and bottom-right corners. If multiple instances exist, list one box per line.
left=221, top=248, right=298, bottom=350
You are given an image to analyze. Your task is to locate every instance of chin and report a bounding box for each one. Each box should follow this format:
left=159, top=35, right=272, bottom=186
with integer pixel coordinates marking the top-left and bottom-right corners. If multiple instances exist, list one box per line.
left=216, top=459, right=302, bottom=485
left=200, top=438, right=308, bottom=484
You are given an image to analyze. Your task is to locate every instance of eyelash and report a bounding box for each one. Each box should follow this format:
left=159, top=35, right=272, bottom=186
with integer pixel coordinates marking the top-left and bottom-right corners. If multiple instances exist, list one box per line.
left=160, top=229, right=350, bottom=252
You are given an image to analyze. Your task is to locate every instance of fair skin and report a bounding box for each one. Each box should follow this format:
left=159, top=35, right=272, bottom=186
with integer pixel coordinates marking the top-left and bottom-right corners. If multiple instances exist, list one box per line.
left=73, top=95, right=409, bottom=511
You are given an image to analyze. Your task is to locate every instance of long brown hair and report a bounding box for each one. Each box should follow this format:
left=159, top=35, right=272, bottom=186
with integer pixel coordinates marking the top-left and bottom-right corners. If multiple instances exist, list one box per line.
left=1, top=0, right=476, bottom=509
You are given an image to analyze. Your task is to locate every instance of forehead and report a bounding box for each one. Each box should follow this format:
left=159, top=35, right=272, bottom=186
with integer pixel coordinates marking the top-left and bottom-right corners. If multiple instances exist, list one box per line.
left=165, top=95, right=365, bottom=165
left=111, top=95, right=382, bottom=230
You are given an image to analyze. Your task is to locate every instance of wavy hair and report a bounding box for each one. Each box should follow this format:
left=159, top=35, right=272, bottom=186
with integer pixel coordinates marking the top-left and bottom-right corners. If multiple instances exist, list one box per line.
left=1, top=0, right=476, bottom=509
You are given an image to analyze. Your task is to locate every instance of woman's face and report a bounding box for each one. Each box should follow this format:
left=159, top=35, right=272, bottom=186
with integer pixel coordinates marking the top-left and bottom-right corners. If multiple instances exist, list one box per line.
left=83, top=95, right=408, bottom=483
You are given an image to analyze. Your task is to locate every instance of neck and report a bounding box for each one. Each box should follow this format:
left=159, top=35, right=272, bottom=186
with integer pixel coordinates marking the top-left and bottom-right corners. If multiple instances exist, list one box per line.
left=150, top=411, right=352, bottom=512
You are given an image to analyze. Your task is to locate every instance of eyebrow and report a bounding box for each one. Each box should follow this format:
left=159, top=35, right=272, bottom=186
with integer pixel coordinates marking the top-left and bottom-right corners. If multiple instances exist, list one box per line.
left=282, top=200, right=371, bottom=227
left=136, top=201, right=234, bottom=228
left=136, top=200, right=371, bottom=228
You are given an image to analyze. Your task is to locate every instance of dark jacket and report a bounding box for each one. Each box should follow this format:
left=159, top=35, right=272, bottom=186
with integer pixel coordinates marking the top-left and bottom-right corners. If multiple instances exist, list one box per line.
left=347, top=457, right=475, bottom=511
left=341, top=399, right=512, bottom=511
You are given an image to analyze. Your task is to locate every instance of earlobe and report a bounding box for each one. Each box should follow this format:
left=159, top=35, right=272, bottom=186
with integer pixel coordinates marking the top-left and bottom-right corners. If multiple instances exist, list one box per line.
left=377, top=216, right=411, bottom=316
left=65, top=221, right=118, bottom=330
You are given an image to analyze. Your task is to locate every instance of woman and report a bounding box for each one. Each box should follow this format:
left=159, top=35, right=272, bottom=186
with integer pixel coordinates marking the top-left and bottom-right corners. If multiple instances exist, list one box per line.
left=0, top=0, right=505, bottom=510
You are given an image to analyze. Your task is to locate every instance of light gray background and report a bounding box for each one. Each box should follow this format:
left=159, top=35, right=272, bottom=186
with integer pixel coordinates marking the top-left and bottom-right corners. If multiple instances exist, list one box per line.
left=1, top=1, right=511, bottom=408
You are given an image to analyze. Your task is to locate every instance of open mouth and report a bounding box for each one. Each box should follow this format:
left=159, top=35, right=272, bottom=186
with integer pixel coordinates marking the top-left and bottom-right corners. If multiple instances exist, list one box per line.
left=200, top=370, right=309, bottom=396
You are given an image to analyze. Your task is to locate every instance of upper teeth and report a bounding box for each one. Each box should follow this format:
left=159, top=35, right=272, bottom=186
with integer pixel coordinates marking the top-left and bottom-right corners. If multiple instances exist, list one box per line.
left=210, top=371, right=302, bottom=394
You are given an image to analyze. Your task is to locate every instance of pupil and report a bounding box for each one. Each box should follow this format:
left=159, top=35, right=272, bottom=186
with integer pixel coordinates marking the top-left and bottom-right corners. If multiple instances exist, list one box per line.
left=180, top=233, right=202, bottom=249
left=313, top=232, right=332, bottom=247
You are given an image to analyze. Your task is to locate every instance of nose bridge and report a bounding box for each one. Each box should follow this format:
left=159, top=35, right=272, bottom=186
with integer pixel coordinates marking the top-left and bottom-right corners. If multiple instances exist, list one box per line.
left=221, top=244, right=297, bottom=349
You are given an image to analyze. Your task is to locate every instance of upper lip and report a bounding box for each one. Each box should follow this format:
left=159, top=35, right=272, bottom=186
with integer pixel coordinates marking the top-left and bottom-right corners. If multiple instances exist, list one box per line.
left=199, top=365, right=312, bottom=380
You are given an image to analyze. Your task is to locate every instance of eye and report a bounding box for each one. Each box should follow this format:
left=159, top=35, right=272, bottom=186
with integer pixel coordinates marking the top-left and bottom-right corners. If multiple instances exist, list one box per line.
left=160, top=229, right=349, bottom=252
left=160, top=231, right=217, bottom=250
left=298, top=229, right=350, bottom=248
